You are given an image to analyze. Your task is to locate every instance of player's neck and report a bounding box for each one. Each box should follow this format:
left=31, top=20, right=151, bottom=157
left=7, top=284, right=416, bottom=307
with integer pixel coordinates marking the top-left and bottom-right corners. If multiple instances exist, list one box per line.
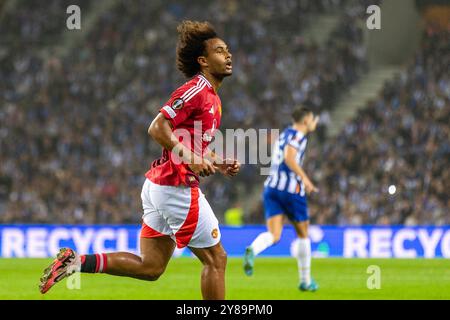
left=292, top=123, right=308, bottom=135
left=200, top=72, right=221, bottom=93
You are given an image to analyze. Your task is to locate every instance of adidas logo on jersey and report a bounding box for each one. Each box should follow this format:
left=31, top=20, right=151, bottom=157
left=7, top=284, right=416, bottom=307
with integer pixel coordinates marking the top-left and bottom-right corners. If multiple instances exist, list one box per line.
left=202, top=132, right=213, bottom=142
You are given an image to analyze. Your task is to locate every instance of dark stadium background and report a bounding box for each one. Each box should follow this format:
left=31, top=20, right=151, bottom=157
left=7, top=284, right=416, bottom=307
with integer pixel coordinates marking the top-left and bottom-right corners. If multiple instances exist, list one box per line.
left=0, top=0, right=449, bottom=301
left=0, top=0, right=448, bottom=256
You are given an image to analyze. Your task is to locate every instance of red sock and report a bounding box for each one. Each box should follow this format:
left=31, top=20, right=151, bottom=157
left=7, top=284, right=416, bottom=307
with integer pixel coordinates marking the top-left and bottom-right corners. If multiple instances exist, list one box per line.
left=80, top=253, right=108, bottom=273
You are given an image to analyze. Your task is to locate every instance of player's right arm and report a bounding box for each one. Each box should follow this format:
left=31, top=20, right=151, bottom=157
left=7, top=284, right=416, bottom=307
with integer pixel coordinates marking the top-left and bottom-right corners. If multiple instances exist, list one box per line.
left=284, top=145, right=318, bottom=194
left=148, top=113, right=216, bottom=177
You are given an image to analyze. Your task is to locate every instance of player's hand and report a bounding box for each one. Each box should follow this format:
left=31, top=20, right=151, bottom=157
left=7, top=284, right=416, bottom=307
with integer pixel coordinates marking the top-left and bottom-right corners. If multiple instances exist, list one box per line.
left=309, top=115, right=320, bottom=132
left=226, top=159, right=241, bottom=177
left=189, top=157, right=216, bottom=177
left=214, top=159, right=240, bottom=177
left=313, top=115, right=320, bottom=126
left=304, top=178, right=319, bottom=194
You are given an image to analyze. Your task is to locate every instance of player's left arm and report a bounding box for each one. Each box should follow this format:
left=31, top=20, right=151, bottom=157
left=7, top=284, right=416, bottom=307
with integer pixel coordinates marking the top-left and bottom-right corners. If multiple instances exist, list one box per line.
left=204, top=148, right=240, bottom=177
left=284, top=145, right=318, bottom=194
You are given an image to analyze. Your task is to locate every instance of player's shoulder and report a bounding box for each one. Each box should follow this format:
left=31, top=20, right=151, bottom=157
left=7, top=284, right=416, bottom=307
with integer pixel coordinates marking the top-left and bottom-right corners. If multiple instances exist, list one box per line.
left=172, top=74, right=213, bottom=103
left=284, top=126, right=306, bottom=143
left=283, top=126, right=301, bottom=137
left=282, top=126, right=294, bottom=135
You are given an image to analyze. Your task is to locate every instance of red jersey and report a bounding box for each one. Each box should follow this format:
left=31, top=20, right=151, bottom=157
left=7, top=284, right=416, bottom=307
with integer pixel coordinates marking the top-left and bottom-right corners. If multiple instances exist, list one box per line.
left=145, top=74, right=222, bottom=187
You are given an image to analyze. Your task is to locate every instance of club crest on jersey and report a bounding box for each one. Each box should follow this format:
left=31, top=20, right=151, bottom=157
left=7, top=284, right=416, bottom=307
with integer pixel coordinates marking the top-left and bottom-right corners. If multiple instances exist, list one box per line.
left=171, top=98, right=184, bottom=110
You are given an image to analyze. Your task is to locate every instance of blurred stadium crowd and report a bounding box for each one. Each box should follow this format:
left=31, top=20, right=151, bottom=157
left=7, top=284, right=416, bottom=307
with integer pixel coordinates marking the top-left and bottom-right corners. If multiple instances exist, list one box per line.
left=0, top=0, right=448, bottom=225
left=306, top=26, right=449, bottom=225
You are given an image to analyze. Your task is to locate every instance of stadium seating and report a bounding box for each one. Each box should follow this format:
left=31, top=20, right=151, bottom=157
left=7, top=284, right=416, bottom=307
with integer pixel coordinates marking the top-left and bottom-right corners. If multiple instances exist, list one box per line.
left=2, top=1, right=446, bottom=226
left=306, top=26, right=449, bottom=225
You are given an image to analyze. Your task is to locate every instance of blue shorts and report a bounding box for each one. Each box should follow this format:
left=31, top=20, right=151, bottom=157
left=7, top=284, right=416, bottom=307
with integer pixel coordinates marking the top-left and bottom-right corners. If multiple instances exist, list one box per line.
left=263, top=187, right=309, bottom=222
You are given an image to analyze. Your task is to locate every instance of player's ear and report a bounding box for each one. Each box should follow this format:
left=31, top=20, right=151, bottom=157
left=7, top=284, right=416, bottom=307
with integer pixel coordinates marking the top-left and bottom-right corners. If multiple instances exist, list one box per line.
left=197, top=56, right=208, bottom=68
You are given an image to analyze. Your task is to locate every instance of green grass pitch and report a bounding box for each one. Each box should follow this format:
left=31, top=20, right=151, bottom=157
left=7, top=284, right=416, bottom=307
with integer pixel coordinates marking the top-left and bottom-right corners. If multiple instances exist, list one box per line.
left=1, top=257, right=449, bottom=299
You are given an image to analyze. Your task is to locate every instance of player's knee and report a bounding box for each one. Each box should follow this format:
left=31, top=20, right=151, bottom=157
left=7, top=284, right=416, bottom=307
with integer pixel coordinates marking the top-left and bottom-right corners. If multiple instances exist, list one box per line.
left=206, top=250, right=227, bottom=272
left=271, top=233, right=281, bottom=244
left=142, top=265, right=165, bottom=281
left=214, top=250, right=227, bottom=271
left=297, top=229, right=308, bottom=239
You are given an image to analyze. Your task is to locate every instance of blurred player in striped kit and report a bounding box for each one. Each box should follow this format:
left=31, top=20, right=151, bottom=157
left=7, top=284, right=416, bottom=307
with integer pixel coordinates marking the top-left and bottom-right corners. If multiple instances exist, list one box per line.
left=244, top=107, right=319, bottom=292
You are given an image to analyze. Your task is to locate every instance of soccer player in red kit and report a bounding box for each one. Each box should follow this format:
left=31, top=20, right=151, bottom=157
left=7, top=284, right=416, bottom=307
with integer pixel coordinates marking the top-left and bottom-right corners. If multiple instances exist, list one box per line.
left=39, top=20, right=239, bottom=300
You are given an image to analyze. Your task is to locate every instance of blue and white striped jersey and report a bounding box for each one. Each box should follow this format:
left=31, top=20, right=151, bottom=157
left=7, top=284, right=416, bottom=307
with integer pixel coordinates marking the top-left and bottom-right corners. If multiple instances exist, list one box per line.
left=264, top=127, right=308, bottom=196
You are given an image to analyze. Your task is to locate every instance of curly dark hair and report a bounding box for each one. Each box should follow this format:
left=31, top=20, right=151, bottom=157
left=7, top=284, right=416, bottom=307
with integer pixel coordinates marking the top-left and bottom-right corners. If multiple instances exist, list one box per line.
left=176, top=20, right=218, bottom=78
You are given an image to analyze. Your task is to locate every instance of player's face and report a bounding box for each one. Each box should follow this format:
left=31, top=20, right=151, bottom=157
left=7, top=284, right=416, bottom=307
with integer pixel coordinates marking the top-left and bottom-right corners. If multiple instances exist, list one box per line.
left=305, top=113, right=318, bottom=132
left=203, top=38, right=232, bottom=78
